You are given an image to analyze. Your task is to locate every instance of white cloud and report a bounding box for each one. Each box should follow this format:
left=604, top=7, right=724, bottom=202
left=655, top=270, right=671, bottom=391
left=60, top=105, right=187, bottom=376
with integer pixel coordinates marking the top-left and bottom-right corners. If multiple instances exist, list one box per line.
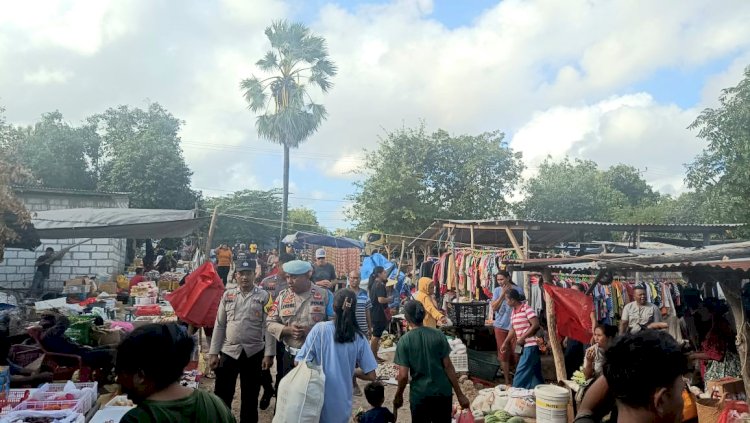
left=23, top=68, right=73, bottom=85
left=0, top=0, right=136, bottom=55
left=1, top=0, right=750, bottom=229
left=510, top=93, right=702, bottom=194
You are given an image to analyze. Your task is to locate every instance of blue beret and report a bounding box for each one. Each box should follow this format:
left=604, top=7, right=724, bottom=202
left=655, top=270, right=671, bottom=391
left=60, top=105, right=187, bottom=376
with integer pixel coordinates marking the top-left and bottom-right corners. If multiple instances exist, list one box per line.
left=283, top=260, right=313, bottom=275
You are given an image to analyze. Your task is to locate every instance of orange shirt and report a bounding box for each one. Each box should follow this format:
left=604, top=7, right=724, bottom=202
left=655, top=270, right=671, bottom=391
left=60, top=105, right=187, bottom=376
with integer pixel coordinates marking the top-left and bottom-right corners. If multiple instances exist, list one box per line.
left=216, top=248, right=233, bottom=266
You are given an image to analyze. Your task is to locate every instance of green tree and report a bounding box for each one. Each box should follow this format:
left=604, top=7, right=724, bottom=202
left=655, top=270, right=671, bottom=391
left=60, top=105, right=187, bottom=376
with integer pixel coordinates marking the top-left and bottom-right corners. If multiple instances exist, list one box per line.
left=10, top=111, right=98, bottom=190
left=349, top=125, right=524, bottom=235
left=241, top=20, right=337, bottom=242
left=90, top=103, right=198, bottom=209
left=204, top=189, right=283, bottom=247
left=686, top=66, right=750, bottom=225
left=287, top=207, right=328, bottom=234
left=604, top=164, right=659, bottom=206
left=519, top=157, right=627, bottom=221
left=0, top=107, right=33, bottom=261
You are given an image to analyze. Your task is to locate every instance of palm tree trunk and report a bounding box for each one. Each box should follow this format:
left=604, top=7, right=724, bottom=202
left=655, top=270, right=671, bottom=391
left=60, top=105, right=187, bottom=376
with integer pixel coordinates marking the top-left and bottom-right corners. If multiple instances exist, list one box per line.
left=280, top=143, right=290, bottom=249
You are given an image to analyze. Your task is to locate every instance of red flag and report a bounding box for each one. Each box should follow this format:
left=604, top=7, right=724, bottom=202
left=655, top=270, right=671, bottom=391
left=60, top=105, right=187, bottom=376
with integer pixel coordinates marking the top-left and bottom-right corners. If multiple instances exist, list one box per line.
left=166, top=262, right=224, bottom=327
left=543, top=284, right=595, bottom=344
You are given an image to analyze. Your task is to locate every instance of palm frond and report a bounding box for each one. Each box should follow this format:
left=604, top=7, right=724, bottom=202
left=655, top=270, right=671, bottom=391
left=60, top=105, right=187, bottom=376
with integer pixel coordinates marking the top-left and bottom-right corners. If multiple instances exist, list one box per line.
left=240, top=76, right=271, bottom=112
left=256, top=50, right=279, bottom=72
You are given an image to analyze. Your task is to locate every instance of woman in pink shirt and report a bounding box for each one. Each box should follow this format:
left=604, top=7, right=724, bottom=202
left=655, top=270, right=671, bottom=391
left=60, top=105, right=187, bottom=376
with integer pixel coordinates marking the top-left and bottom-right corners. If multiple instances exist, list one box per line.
left=500, top=289, right=543, bottom=389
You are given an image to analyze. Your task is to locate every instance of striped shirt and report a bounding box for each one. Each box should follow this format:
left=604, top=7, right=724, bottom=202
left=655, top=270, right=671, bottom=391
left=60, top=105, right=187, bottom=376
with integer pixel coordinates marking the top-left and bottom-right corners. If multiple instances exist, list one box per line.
left=355, top=288, right=372, bottom=336
left=511, top=303, right=538, bottom=347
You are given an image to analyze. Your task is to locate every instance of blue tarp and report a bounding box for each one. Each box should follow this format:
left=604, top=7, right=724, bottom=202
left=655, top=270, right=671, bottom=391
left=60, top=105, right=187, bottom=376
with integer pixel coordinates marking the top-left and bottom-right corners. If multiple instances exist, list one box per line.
left=359, top=253, right=410, bottom=306
left=281, top=231, right=364, bottom=250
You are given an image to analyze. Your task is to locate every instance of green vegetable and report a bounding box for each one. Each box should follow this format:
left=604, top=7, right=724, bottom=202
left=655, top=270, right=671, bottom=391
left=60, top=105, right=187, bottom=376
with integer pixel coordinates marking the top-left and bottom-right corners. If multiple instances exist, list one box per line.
left=506, top=417, right=525, bottom=423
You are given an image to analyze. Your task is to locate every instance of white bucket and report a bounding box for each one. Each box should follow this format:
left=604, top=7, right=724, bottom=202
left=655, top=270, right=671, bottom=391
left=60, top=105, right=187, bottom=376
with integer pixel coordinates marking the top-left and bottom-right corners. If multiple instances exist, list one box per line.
left=534, top=384, right=569, bottom=423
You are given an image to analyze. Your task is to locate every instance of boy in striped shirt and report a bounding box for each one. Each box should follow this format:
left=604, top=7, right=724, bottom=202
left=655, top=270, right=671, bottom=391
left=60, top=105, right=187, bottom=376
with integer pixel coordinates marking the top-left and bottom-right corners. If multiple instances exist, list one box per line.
left=349, top=270, right=372, bottom=396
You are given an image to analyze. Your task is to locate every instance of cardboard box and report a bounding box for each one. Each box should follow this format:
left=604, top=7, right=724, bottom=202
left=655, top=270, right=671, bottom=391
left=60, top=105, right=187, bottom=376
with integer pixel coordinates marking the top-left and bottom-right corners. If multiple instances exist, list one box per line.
left=99, top=282, right=117, bottom=295
left=65, top=277, right=89, bottom=286
left=706, top=377, right=744, bottom=399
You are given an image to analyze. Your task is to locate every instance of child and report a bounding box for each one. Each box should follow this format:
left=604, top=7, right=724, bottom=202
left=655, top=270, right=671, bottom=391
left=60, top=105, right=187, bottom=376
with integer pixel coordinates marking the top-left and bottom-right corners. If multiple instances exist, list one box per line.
left=359, top=382, right=396, bottom=423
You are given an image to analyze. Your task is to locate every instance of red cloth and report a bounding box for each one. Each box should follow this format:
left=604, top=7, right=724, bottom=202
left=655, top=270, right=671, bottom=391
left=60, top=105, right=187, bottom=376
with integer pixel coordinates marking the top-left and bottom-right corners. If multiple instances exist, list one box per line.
left=129, top=275, right=146, bottom=289
left=166, top=262, right=224, bottom=327
left=543, top=284, right=595, bottom=344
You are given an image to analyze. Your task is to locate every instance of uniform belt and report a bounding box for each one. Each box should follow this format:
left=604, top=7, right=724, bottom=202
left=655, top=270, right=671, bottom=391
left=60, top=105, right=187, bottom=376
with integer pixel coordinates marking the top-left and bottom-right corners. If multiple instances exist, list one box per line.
left=285, top=346, right=300, bottom=356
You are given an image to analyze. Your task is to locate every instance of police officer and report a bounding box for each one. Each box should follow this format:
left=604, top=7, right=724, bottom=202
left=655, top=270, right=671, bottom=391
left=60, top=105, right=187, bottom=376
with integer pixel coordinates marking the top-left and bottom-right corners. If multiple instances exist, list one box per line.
left=256, top=252, right=293, bottom=409
left=209, top=261, right=275, bottom=423
left=266, top=260, right=334, bottom=385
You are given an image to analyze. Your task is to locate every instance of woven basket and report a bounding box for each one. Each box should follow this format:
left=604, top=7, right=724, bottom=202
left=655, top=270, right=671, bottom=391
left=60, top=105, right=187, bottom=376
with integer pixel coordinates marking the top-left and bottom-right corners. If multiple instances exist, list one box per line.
left=696, top=397, right=722, bottom=423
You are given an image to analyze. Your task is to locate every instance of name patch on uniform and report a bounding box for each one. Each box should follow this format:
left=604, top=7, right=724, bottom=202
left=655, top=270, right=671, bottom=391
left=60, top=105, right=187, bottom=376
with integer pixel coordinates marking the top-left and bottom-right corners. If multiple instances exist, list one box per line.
left=281, top=308, right=294, bottom=317
left=310, top=306, right=323, bottom=314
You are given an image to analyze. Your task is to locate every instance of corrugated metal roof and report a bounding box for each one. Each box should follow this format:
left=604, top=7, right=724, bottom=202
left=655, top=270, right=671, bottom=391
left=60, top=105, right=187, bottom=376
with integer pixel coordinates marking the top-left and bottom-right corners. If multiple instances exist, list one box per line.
left=411, top=218, right=744, bottom=248
left=436, top=218, right=744, bottom=230
left=12, top=185, right=130, bottom=196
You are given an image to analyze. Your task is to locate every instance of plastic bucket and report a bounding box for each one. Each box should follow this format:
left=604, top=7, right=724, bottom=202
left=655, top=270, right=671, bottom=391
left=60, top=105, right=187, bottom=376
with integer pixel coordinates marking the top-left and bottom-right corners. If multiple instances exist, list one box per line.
left=535, top=384, right=569, bottom=423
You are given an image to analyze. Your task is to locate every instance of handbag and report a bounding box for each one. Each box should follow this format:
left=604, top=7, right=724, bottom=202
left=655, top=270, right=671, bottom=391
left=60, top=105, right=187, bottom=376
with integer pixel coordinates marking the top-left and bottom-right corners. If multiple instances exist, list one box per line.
left=272, top=329, right=326, bottom=423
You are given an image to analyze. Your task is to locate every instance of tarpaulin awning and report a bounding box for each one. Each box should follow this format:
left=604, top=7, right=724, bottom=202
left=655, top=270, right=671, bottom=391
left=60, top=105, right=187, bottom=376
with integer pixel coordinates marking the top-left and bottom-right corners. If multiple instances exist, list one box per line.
left=31, top=208, right=207, bottom=239
left=282, top=231, right=364, bottom=250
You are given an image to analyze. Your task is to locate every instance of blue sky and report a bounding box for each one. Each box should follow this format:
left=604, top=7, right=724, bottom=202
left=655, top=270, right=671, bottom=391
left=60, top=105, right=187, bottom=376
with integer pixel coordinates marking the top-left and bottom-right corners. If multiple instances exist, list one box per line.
left=1, top=0, right=749, bottom=232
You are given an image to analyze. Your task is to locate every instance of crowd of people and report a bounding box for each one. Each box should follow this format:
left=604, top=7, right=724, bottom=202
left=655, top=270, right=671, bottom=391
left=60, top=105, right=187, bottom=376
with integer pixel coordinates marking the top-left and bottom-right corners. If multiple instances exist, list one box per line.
left=39, top=245, right=738, bottom=423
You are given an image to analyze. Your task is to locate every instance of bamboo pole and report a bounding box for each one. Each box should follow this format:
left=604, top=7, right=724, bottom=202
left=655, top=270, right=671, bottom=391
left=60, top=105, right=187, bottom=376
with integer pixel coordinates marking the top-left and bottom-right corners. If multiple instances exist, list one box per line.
left=204, top=206, right=219, bottom=264
left=543, top=268, right=567, bottom=382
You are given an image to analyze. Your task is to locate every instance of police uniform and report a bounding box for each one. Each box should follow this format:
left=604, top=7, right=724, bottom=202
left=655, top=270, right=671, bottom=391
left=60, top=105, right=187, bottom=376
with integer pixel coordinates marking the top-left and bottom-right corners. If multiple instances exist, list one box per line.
left=210, top=261, right=274, bottom=423
left=258, top=272, right=288, bottom=398
left=266, top=260, right=334, bottom=387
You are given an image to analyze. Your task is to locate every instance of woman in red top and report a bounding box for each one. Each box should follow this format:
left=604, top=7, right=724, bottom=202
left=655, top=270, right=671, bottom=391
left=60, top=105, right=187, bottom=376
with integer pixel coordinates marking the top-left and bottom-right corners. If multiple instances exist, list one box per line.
left=500, top=289, right=543, bottom=389
left=129, top=268, right=146, bottom=289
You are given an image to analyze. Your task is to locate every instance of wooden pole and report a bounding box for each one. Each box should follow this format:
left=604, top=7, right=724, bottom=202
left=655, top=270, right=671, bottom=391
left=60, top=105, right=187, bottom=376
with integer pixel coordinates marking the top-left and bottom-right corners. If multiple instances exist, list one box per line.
left=719, top=275, right=750, bottom=400
left=470, top=225, right=475, bottom=249
left=523, top=230, right=530, bottom=301
left=411, top=247, right=417, bottom=279
left=204, top=206, right=219, bottom=265
left=543, top=268, right=567, bottom=382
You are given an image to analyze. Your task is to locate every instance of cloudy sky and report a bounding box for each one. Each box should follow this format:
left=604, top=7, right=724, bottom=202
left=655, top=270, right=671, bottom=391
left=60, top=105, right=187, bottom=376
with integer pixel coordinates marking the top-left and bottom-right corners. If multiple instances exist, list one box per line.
left=1, top=0, right=749, bottom=230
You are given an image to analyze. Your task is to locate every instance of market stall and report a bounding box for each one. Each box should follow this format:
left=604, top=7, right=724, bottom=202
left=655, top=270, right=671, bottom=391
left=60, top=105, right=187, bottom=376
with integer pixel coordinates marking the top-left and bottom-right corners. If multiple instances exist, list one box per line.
left=282, top=231, right=364, bottom=290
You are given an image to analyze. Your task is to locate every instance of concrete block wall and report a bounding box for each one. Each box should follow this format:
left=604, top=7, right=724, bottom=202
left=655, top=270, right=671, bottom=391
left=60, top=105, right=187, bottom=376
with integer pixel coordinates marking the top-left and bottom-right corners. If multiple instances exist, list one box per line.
left=0, top=238, right=128, bottom=289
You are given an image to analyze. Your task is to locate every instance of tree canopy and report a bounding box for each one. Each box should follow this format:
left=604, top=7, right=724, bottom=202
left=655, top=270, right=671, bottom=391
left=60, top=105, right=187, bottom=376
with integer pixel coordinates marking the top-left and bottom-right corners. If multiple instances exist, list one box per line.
left=204, top=189, right=282, bottom=247
left=0, top=107, right=32, bottom=261
left=89, top=104, right=197, bottom=209
left=348, top=125, right=524, bottom=235
left=518, top=157, right=628, bottom=221
left=287, top=207, right=328, bottom=234
left=4, top=103, right=198, bottom=210
left=686, top=65, right=750, bottom=226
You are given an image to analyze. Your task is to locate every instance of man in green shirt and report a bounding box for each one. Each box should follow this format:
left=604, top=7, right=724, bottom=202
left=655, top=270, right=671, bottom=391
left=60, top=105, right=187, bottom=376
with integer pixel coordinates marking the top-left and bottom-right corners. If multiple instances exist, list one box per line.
left=393, top=301, right=470, bottom=422
left=116, top=323, right=236, bottom=423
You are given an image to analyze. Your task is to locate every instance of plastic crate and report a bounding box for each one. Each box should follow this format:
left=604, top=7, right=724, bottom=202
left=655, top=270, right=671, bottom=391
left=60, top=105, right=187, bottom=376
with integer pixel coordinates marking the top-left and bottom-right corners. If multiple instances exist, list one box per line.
left=447, top=302, right=488, bottom=327
left=450, top=352, right=469, bottom=373
left=467, top=348, right=500, bottom=381
left=0, top=389, right=32, bottom=416
left=35, top=382, right=97, bottom=413
left=12, top=399, right=85, bottom=414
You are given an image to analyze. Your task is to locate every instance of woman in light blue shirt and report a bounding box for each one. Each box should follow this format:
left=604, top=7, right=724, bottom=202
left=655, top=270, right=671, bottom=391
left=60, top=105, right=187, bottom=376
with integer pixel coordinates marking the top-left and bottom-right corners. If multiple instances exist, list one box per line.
left=491, top=271, right=522, bottom=385
left=296, top=289, right=378, bottom=423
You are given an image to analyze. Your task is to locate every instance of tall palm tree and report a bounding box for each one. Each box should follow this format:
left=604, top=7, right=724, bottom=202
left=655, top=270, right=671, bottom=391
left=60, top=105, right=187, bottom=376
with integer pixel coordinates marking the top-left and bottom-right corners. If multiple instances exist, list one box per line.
left=241, top=20, right=336, bottom=244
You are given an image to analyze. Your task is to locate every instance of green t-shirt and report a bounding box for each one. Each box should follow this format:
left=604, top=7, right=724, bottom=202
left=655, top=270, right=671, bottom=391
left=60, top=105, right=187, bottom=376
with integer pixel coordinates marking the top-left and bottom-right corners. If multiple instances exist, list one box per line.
left=120, top=389, right=235, bottom=423
left=394, top=326, right=453, bottom=405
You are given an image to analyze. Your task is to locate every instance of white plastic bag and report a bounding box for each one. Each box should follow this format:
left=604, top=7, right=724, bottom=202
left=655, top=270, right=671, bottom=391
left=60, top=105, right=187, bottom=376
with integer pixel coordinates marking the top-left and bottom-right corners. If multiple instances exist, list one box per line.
left=272, top=333, right=326, bottom=423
